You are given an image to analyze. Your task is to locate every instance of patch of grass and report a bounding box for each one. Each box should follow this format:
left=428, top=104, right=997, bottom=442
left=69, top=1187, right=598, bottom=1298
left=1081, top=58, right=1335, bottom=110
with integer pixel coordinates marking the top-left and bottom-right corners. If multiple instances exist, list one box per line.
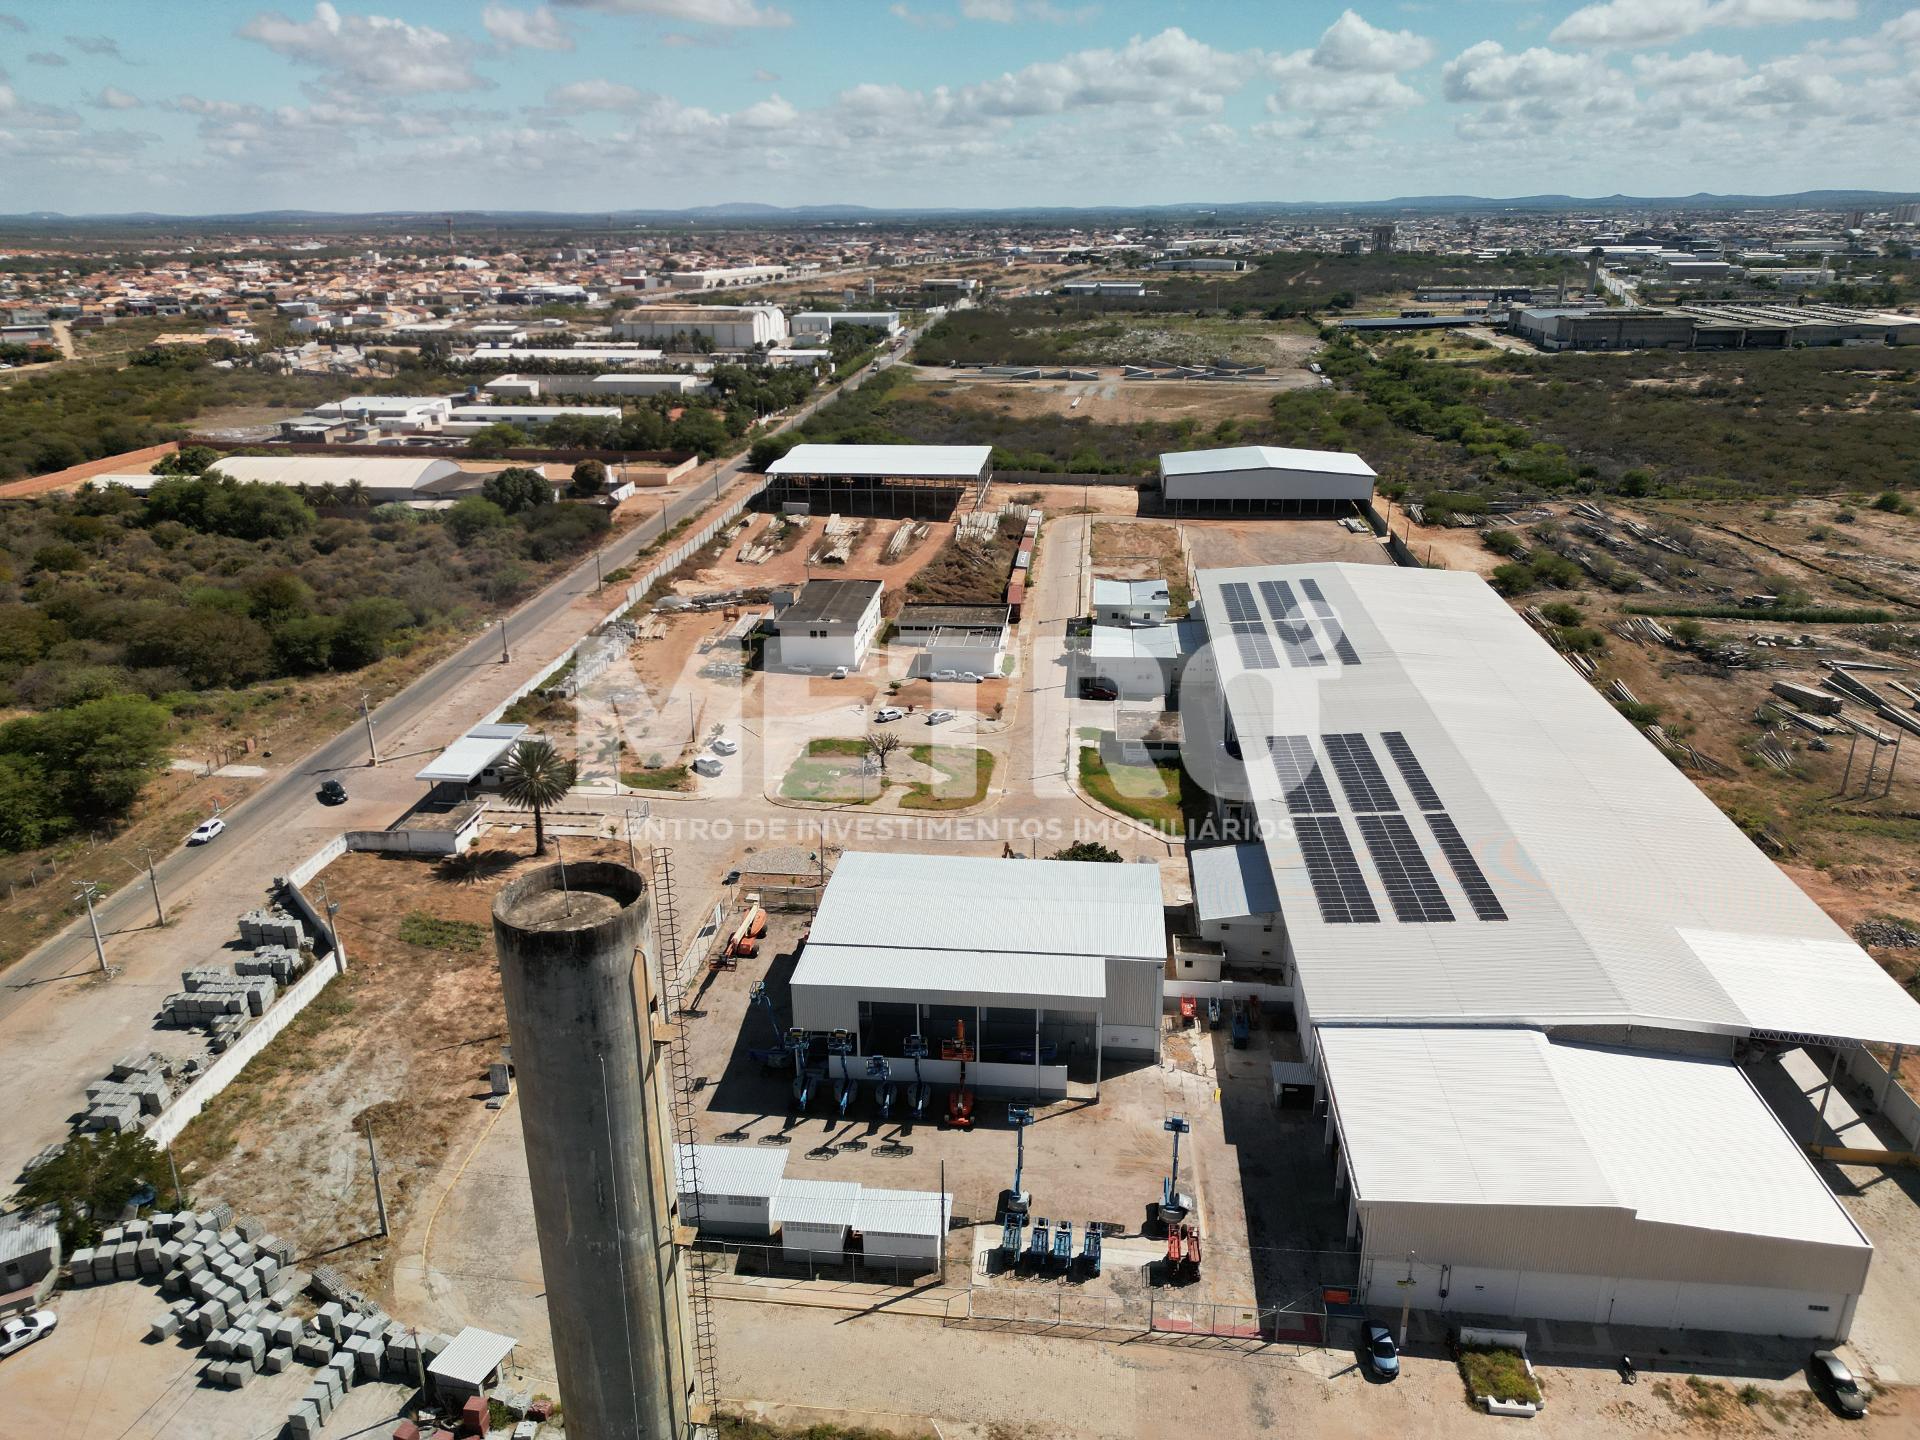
left=1650, top=1375, right=1738, bottom=1423
left=1077, top=745, right=1197, bottom=834
left=806, top=737, right=869, bottom=757
left=779, top=755, right=883, bottom=804
left=622, top=765, right=691, bottom=791
left=396, top=911, right=486, bottom=952
left=900, top=745, right=995, bottom=810
left=1458, top=1345, right=1542, bottom=1406
left=716, top=1414, right=934, bottom=1440
left=1623, top=602, right=1901, bottom=623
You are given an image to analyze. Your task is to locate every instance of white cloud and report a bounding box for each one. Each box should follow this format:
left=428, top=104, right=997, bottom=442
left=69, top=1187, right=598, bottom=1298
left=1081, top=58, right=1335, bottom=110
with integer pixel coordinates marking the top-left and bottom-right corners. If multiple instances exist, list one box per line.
left=92, top=86, right=143, bottom=110
left=238, top=3, right=487, bottom=93
left=482, top=5, right=573, bottom=50
left=890, top=3, right=955, bottom=29
left=960, top=0, right=1016, bottom=18
left=1552, top=0, right=1855, bottom=49
left=1631, top=49, right=1749, bottom=86
left=956, top=27, right=1255, bottom=119
left=1311, top=10, right=1434, bottom=71
left=549, top=0, right=793, bottom=28
left=546, top=78, right=648, bottom=111
left=753, top=67, right=779, bottom=82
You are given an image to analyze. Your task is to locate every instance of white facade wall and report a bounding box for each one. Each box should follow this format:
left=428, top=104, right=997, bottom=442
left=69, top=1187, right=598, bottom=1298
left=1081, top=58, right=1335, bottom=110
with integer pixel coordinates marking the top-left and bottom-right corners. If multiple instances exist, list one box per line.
left=684, top=1192, right=774, bottom=1237
left=774, top=589, right=883, bottom=672
left=1199, top=914, right=1286, bottom=969
left=780, top=1221, right=846, bottom=1261
left=1095, top=599, right=1171, bottom=627
left=862, top=1231, right=941, bottom=1267
left=1163, top=467, right=1373, bottom=504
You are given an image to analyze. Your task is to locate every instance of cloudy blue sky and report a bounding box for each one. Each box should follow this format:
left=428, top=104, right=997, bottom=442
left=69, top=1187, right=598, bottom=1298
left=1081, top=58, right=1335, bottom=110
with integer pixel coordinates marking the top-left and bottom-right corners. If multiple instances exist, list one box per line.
left=2, top=0, right=1916, bottom=214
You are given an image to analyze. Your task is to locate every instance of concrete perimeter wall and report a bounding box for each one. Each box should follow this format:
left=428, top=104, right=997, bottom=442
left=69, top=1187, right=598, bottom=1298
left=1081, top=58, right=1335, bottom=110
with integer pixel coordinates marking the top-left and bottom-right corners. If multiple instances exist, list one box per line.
left=1845, top=1047, right=1920, bottom=1150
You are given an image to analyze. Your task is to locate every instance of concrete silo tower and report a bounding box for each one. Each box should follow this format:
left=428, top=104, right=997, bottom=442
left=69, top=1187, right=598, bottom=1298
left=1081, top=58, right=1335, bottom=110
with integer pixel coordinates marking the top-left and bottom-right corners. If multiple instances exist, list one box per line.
left=492, top=861, right=693, bottom=1440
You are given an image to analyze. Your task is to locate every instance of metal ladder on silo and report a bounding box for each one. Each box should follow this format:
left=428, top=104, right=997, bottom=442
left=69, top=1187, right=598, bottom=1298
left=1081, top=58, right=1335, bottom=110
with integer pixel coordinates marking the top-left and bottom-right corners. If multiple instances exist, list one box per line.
left=650, top=845, right=720, bottom=1424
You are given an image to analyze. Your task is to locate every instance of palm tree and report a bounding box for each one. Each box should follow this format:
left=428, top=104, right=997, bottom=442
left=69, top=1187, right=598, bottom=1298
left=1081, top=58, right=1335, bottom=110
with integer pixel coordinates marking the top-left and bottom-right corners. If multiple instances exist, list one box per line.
left=341, top=478, right=371, bottom=509
left=497, top=738, right=576, bottom=856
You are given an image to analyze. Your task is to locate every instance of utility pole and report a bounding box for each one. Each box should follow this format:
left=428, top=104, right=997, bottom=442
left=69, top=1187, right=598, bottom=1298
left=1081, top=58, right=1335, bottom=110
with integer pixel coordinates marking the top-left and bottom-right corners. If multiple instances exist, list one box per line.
left=137, top=848, right=164, bottom=927
left=594, top=547, right=604, bottom=591
left=1397, top=1249, right=1417, bottom=1348
left=165, top=1144, right=183, bottom=1205
left=74, top=881, right=108, bottom=975
left=364, top=1116, right=389, bottom=1238
left=317, top=880, right=347, bottom=972
left=359, top=693, right=379, bottom=767
left=498, top=618, right=510, bottom=665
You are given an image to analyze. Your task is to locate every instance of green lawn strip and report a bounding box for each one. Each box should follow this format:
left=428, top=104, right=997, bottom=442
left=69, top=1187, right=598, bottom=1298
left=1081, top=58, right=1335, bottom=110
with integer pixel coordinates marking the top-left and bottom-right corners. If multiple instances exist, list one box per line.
left=899, top=745, right=995, bottom=810
left=1077, top=745, right=1193, bottom=833
left=622, top=765, right=692, bottom=791
left=396, top=911, right=486, bottom=952
left=779, top=756, right=882, bottom=804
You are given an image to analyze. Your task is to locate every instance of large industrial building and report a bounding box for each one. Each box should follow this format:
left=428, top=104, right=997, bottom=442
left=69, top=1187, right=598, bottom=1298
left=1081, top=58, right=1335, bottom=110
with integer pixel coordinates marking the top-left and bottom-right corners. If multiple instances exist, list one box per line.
left=1159, top=446, right=1376, bottom=516
left=612, top=304, right=789, bottom=349
left=789, top=852, right=1168, bottom=1096
left=1181, top=562, right=1920, bottom=1341
left=1515, top=303, right=1919, bottom=351
left=764, top=442, right=994, bottom=518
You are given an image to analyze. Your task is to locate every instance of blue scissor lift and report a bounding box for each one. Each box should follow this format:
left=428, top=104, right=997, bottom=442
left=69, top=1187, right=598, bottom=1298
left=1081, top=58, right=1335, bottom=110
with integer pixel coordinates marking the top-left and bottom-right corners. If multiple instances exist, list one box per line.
left=867, top=1055, right=895, bottom=1120
left=748, top=981, right=793, bottom=1070
left=902, top=1033, right=931, bottom=1120
left=828, top=1030, right=857, bottom=1117
left=789, top=1028, right=820, bottom=1111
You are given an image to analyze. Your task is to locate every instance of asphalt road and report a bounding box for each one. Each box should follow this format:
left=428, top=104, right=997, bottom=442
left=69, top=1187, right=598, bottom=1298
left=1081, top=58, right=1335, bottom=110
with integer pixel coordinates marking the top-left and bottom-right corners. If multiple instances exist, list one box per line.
left=0, top=332, right=918, bottom=1017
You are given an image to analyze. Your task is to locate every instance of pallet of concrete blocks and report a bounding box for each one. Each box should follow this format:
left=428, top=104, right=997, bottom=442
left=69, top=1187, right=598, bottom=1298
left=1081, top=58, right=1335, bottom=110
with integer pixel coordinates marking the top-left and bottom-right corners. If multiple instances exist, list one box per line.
left=239, top=906, right=306, bottom=949
left=236, top=944, right=304, bottom=984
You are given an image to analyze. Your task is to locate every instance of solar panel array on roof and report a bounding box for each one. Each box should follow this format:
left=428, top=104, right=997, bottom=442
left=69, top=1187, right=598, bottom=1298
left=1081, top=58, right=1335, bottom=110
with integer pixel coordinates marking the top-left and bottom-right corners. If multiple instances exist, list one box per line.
left=1258, top=579, right=1328, bottom=669
left=1356, top=814, right=1456, bottom=923
left=1295, top=816, right=1379, bottom=924
left=1426, top=813, right=1510, bottom=922
left=1220, top=582, right=1260, bottom=623
left=1299, top=578, right=1335, bottom=615
left=1220, top=580, right=1281, bottom=669
left=1322, top=733, right=1399, bottom=813
left=1380, top=731, right=1443, bottom=811
left=1269, top=735, right=1335, bottom=815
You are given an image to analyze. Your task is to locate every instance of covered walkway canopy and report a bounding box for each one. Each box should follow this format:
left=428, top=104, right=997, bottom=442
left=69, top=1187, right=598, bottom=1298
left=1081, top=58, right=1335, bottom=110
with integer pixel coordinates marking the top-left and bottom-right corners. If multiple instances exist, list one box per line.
left=414, top=723, right=528, bottom=784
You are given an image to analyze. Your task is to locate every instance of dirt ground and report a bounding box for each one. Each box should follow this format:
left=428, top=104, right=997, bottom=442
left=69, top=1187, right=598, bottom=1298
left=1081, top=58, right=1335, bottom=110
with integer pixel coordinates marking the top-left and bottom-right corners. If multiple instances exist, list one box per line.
left=168, top=842, right=629, bottom=1303
left=1181, top=517, right=1394, bottom=571
left=912, top=375, right=1308, bottom=425
left=674, top=511, right=949, bottom=603
left=1090, top=518, right=1190, bottom=612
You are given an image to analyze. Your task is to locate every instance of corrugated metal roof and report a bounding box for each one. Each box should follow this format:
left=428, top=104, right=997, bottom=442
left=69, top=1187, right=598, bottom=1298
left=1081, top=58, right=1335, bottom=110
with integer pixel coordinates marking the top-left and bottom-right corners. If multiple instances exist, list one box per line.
left=790, top=945, right=1105, bottom=1008
left=1196, top=563, right=1920, bottom=1048
left=1190, top=843, right=1280, bottom=921
left=1088, top=621, right=1201, bottom=660
left=854, top=1189, right=951, bottom=1239
left=1092, top=579, right=1171, bottom=605
left=767, top=444, right=993, bottom=480
left=808, top=852, right=1164, bottom=961
left=771, top=1179, right=862, bottom=1227
left=427, top=1326, right=517, bottom=1388
left=1320, top=1027, right=1867, bottom=1251
left=212, top=455, right=468, bottom=492
left=414, top=723, right=527, bottom=783
left=1159, top=445, right=1377, bottom=479
left=674, top=1144, right=789, bottom=1200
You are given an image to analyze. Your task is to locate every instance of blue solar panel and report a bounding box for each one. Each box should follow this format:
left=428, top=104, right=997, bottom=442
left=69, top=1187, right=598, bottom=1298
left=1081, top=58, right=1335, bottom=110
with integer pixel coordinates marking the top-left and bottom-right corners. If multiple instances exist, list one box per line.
left=1355, top=814, right=1455, bottom=924
left=1425, top=813, right=1509, bottom=922
left=1322, top=733, right=1399, bottom=812
left=1380, top=731, right=1443, bottom=811
left=1294, top=815, right=1379, bottom=924
left=1269, top=735, right=1334, bottom=815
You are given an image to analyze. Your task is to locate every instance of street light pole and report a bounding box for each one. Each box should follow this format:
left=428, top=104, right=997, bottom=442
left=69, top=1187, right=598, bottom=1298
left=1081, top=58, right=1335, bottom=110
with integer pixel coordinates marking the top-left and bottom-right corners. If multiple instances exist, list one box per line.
left=125, top=849, right=164, bottom=927
left=364, top=1116, right=389, bottom=1238
left=498, top=618, right=510, bottom=665
left=359, top=693, right=379, bottom=767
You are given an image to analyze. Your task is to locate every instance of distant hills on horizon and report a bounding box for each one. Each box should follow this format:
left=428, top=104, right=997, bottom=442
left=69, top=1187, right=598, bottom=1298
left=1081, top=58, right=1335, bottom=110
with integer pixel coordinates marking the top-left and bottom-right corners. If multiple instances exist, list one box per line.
left=4, top=189, right=1916, bottom=229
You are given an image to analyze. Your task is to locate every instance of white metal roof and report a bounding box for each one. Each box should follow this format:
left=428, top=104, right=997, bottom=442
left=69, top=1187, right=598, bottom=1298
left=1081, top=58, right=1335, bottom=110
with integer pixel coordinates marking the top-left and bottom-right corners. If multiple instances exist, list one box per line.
left=1092, top=579, right=1171, bottom=606
left=790, top=944, right=1106, bottom=1006
left=771, top=1179, right=862, bottom=1228
left=853, top=1189, right=952, bottom=1239
left=767, top=443, right=993, bottom=481
left=808, top=852, right=1164, bottom=961
left=1190, top=843, right=1280, bottom=922
left=1195, top=563, right=1920, bottom=1048
left=427, top=1326, right=517, bottom=1388
left=414, top=723, right=527, bottom=783
left=1159, top=445, right=1377, bottom=479
left=209, top=455, right=468, bottom=493
left=1319, top=1027, right=1868, bottom=1251
left=1088, top=621, right=1202, bottom=661
left=674, top=1143, right=789, bottom=1199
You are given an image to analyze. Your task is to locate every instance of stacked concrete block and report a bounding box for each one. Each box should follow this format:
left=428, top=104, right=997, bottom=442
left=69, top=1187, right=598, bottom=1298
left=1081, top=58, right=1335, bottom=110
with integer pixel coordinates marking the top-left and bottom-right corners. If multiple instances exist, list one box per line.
left=136, top=1239, right=161, bottom=1277
left=255, top=1232, right=295, bottom=1267
left=147, top=1311, right=181, bottom=1342
left=91, top=1248, right=117, bottom=1283
left=316, top=1301, right=347, bottom=1340
left=356, top=1336, right=386, bottom=1379
left=295, top=1333, right=333, bottom=1365
left=326, top=1351, right=356, bottom=1394
left=263, top=1347, right=291, bottom=1375
left=238, top=944, right=303, bottom=983
left=288, top=1399, right=322, bottom=1439
left=68, top=1246, right=96, bottom=1283
left=236, top=1329, right=266, bottom=1371
left=113, top=1242, right=139, bottom=1279
left=239, top=907, right=306, bottom=948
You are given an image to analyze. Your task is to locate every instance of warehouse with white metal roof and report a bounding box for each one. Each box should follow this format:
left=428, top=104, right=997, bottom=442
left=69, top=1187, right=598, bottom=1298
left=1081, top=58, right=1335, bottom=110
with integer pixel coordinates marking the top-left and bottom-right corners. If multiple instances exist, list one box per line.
left=1159, top=445, right=1377, bottom=514
left=789, top=851, right=1167, bottom=1096
left=1181, top=561, right=1920, bottom=1340
left=763, top=443, right=994, bottom=518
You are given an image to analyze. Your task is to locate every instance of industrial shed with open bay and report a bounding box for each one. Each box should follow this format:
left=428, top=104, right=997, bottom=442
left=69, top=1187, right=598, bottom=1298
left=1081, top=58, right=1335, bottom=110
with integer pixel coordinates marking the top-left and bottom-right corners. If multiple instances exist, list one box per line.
left=1159, top=445, right=1377, bottom=514
left=788, top=852, right=1168, bottom=1098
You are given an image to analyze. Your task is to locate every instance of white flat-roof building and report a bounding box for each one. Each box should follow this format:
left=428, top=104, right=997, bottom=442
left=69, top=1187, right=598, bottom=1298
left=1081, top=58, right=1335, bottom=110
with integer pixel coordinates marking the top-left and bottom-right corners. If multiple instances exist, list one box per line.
left=791, top=311, right=901, bottom=339
left=674, top=1144, right=788, bottom=1238
left=1160, top=446, right=1376, bottom=515
left=767, top=444, right=993, bottom=483
left=790, top=851, right=1167, bottom=1096
left=1183, top=562, right=1920, bottom=1341
left=771, top=1180, right=861, bottom=1261
left=414, top=723, right=529, bottom=787
left=1092, top=578, right=1171, bottom=627
left=312, top=394, right=454, bottom=425
left=443, top=404, right=623, bottom=435
left=102, top=455, right=475, bottom=504
left=768, top=579, right=884, bottom=673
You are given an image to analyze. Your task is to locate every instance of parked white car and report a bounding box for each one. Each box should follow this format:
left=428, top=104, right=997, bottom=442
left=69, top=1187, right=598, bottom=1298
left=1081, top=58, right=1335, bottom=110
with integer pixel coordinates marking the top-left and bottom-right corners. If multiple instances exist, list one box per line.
left=692, top=756, right=725, bottom=778
left=960, top=672, right=985, bottom=683
left=872, top=706, right=905, bottom=723
left=0, top=1309, right=57, bottom=1360
left=929, top=669, right=959, bottom=682
left=709, top=737, right=739, bottom=756
left=187, top=817, right=226, bottom=846
left=927, top=709, right=956, bottom=725
left=831, top=666, right=849, bottom=679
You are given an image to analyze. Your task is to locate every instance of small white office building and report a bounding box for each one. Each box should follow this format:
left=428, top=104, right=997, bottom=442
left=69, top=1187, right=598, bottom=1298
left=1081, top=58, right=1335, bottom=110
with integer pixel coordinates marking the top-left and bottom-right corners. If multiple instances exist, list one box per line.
left=768, top=579, right=884, bottom=673
left=674, top=1144, right=789, bottom=1238
left=855, top=1189, right=952, bottom=1272
left=1187, top=842, right=1285, bottom=973
left=771, top=1180, right=861, bottom=1261
left=792, top=311, right=902, bottom=339
left=1092, top=578, right=1172, bottom=627
left=1159, top=445, right=1376, bottom=515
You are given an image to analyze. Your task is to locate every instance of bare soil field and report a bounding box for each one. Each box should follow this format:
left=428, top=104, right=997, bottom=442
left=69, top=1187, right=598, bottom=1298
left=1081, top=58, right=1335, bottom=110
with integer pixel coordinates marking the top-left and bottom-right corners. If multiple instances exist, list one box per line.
left=1091, top=519, right=1191, bottom=615
left=914, top=375, right=1297, bottom=426
left=167, top=842, right=624, bottom=1304
left=1181, top=518, right=1392, bottom=571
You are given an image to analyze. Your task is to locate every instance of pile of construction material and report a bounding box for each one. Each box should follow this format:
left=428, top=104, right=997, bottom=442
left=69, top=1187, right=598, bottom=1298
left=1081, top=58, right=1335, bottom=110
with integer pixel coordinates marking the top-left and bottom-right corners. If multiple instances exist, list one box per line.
left=285, top=1305, right=455, bottom=1437
left=239, top=906, right=306, bottom=949
left=159, top=968, right=278, bottom=1049
left=809, top=514, right=864, bottom=565
left=80, top=1052, right=182, bottom=1133
left=882, top=520, right=929, bottom=563
left=237, top=943, right=305, bottom=984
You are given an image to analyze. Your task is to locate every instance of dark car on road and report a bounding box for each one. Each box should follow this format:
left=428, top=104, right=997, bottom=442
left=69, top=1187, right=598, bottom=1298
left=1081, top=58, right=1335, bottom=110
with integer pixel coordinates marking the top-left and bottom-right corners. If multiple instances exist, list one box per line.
left=1811, top=1350, right=1868, bottom=1418
left=317, top=779, right=348, bottom=806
